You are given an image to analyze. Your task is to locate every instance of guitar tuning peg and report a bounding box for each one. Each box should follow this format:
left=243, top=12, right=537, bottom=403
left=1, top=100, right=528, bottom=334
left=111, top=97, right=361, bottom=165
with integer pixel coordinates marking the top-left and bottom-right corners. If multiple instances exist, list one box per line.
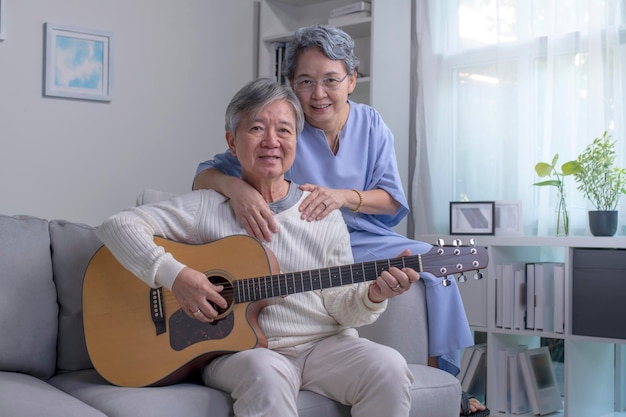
left=474, top=271, right=483, bottom=280
left=469, top=238, right=476, bottom=246
left=435, top=238, right=445, bottom=254
left=442, top=277, right=452, bottom=287
left=451, top=239, right=462, bottom=255
left=457, top=274, right=467, bottom=283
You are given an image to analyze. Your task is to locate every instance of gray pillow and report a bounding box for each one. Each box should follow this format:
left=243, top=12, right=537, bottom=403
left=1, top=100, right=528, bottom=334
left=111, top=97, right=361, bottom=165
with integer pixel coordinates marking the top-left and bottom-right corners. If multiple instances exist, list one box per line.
left=0, top=215, right=57, bottom=380
left=50, top=220, right=103, bottom=373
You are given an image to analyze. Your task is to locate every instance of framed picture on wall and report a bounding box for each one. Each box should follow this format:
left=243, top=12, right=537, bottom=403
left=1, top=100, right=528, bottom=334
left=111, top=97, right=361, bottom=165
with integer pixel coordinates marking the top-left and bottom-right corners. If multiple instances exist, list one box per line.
left=44, top=23, right=113, bottom=101
left=0, top=0, right=7, bottom=40
left=449, top=201, right=495, bottom=235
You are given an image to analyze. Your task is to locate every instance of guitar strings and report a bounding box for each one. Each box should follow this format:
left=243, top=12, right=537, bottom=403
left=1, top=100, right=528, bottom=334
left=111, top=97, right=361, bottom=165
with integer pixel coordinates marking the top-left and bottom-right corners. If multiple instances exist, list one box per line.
left=163, top=249, right=483, bottom=308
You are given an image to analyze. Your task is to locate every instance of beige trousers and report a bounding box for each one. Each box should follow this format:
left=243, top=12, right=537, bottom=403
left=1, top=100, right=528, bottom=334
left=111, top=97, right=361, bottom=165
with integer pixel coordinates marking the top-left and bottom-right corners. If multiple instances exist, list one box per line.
left=202, top=328, right=414, bottom=417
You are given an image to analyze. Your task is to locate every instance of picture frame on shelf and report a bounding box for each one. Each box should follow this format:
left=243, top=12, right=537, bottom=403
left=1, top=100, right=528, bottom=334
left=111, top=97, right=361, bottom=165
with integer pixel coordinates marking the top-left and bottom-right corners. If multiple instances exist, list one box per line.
left=449, top=201, right=495, bottom=235
left=44, top=23, right=113, bottom=101
left=0, top=0, right=7, bottom=40
left=495, top=200, right=522, bottom=236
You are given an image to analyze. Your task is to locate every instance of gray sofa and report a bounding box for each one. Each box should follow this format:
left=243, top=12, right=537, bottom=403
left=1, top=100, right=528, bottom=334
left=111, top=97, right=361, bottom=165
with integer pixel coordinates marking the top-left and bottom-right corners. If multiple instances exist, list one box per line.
left=0, top=211, right=461, bottom=417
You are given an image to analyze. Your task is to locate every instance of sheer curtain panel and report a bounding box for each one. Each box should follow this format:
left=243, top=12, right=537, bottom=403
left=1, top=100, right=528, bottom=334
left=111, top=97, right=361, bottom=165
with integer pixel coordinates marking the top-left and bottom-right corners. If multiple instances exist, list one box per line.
left=412, top=0, right=626, bottom=236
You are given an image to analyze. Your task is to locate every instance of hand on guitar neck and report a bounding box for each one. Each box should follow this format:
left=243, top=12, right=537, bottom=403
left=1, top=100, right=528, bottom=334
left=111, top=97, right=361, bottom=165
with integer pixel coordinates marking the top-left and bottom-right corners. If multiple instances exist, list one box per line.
left=367, top=248, right=420, bottom=303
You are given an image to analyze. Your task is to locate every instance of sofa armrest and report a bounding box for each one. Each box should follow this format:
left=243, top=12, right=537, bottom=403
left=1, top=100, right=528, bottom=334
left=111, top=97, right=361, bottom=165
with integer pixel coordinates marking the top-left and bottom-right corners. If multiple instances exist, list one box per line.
left=136, top=188, right=177, bottom=206
left=357, top=280, right=428, bottom=365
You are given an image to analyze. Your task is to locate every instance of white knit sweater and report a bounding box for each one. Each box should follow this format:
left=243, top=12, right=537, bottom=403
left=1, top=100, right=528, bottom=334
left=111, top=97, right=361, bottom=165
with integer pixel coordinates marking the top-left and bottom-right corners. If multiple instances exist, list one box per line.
left=97, top=186, right=386, bottom=349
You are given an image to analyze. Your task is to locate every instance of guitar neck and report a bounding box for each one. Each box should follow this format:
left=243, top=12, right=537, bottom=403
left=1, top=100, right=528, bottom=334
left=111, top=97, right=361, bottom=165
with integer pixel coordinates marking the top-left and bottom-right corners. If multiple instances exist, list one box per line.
left=234, top=255, right=422, bottom=303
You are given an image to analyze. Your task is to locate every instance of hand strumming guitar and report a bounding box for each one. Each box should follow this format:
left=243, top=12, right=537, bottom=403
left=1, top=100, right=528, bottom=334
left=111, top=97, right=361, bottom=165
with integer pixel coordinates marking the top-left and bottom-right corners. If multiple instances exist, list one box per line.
left=171, top=266, right=227, bottom=323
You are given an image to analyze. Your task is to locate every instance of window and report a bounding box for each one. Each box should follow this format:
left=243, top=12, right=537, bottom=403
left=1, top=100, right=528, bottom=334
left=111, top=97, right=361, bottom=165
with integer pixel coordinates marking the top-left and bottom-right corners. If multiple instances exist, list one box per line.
left=415, top=0, right=626, bottom=235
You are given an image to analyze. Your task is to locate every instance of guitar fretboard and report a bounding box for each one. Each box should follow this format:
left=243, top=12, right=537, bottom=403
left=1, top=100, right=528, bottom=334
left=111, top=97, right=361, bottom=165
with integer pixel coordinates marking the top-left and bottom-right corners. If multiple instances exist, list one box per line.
left=234, top=255, right=423, bottom=303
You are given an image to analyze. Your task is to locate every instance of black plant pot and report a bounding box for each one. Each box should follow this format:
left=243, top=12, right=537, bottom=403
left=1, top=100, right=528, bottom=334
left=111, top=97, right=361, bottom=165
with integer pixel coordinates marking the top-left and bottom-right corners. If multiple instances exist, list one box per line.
left=588, top=210, right=618, bottom=236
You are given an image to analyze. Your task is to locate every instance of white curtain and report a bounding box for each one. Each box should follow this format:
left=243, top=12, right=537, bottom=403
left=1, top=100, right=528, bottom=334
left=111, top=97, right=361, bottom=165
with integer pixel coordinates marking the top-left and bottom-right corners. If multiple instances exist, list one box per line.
left=412, top=0, right=626, bottom=236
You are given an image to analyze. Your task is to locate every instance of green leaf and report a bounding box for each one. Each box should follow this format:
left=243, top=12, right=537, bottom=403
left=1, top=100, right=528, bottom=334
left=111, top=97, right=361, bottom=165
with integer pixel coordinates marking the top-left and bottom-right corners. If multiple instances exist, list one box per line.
left=533, top=179, right=561, bottom=187
left=561, top=160, right=580, bottom=175
left=551, top=153, right=559, bottom=167
left=535, top=162, right=553, bottom=177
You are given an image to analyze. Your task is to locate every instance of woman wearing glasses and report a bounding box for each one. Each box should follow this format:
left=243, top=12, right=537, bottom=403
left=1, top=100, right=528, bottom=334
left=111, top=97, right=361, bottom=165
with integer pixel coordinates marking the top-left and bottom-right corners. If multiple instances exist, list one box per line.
left=193, top=25, right=487, bottom=416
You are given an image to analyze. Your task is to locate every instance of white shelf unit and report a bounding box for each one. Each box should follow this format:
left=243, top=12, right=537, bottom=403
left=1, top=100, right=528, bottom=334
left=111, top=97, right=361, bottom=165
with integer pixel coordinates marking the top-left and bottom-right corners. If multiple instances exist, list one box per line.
left=256, top=0, right=413, bottom=238
left=418, top=235, right=626, bottom=417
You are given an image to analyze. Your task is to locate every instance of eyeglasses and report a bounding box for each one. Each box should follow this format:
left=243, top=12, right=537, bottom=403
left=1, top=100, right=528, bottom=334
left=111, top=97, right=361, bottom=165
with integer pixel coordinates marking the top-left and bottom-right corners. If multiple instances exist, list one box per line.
left=293, top=73, right=350, bottom=93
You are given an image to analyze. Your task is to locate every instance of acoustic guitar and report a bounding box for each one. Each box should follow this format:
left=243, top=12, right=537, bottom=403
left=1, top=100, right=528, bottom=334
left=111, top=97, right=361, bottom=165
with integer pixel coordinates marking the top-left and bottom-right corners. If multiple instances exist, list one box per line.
left=82, top=235, right=488, bottom=387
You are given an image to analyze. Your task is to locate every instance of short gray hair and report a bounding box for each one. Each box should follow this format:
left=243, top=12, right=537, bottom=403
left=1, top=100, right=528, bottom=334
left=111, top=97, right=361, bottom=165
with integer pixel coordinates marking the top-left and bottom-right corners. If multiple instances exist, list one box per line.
left=282, top=25, right=360, bottom=81
left=225, top=78, right=304, bottom=135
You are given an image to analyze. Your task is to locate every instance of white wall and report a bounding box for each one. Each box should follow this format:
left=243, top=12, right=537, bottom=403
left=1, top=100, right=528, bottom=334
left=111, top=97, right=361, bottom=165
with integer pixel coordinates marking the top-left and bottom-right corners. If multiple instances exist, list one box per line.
left=0, top=0, right=255, bottom=225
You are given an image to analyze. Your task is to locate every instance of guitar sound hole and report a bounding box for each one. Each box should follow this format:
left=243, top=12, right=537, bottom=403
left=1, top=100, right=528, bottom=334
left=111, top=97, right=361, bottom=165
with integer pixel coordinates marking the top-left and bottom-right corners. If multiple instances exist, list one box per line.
left=207, top=275, right=234, bottom=320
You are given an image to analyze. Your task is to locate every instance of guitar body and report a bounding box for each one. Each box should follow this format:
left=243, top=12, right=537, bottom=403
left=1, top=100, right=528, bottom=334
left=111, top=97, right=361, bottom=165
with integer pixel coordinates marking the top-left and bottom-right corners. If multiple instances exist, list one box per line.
left=83, top=235, right=277, bottom=387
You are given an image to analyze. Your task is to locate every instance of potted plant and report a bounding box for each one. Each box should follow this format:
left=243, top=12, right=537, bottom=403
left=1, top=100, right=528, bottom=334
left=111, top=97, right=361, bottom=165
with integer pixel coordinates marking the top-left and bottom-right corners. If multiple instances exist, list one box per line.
left=534, top=154, right=578, bottom=236
left=571, top=131, right=626, bottom=236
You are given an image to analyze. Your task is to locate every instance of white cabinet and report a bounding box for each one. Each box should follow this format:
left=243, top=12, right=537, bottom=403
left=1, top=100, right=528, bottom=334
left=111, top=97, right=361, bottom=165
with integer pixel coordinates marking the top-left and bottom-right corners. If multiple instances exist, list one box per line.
left=418, top=235, right=626, bottom=417
left=256, top=0, right=412, bottom=235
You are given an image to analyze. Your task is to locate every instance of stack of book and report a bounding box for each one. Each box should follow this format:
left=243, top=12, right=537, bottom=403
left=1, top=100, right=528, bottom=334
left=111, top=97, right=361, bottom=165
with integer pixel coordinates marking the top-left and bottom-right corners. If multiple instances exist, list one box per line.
left=494, top=261, right=565, bottom=333
left=494, top=346, right=563, bottom=415
left=328, top=1, right=371, bottom=27
left=459, top=344, right=563, bottom=415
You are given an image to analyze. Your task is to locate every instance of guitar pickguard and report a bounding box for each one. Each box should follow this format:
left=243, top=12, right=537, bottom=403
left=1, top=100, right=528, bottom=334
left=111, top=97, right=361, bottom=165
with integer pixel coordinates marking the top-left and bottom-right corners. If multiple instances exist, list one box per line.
left=168, top=309, right=235, bottom=351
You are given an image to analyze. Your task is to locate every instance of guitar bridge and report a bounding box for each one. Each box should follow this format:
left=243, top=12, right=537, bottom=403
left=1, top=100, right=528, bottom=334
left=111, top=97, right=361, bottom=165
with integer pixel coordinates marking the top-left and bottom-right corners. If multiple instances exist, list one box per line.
left=150, top=287, right=166, bottom=335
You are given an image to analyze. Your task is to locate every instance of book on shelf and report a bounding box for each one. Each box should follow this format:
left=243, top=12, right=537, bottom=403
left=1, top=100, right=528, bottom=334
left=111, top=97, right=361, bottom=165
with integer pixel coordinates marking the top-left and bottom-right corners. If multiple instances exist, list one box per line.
left=461, top=343, right=487, bottom=395
left=494, top=263, right=524, bottom=329
left=525, top=262, right=535, bottom=329
left=328, top=10, right=371, bottom=27
left=501, top=263, right=515, bottom=329
left=509, top=349, right=530, bottom=414
left=519, top=346, right=563, bottom=415
left=495, top=264, right=503, bottom=328
left=513, top=266, right=527, bottom=330
left=495, top=347, right=509, bottom=413
left=553, top=263, right=565, bottom=333
left=330, top=1, right=371, bottom=17
left=534, top=262, right=558, bottom=332
left=496, top=344, right=528, bottom=414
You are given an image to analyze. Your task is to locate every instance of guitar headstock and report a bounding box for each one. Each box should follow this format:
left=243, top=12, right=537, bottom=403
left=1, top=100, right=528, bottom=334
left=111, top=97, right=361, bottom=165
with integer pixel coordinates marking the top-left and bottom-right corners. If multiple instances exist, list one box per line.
left=421, top=239, right=489, bottom=286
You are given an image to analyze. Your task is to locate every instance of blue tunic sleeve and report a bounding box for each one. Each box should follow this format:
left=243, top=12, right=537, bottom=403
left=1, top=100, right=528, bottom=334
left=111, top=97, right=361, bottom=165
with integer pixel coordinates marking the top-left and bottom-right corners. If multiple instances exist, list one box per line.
left=195, top=150, right=242, bottom=179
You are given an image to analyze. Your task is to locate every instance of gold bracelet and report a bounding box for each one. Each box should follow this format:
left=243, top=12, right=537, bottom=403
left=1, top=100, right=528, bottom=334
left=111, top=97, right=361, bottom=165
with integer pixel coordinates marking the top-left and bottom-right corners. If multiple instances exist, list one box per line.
left=351, top=189, right=363, bottom=212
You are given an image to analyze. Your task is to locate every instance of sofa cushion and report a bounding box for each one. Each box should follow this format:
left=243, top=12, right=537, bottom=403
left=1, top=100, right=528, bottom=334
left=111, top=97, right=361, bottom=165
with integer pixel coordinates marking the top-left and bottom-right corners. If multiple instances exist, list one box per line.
left=0, top=215, right=58, bottom=380
left=50, top=369, right=233, bottom=417
left=50, top=365, right=459, bottom=417
left=50, top=220, right=103, bottom=373
left=0, top=371, right=106, bottom=417
left=51, top=369, right=353, bottom=417
left=407, top=363, right=461, bottom=417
